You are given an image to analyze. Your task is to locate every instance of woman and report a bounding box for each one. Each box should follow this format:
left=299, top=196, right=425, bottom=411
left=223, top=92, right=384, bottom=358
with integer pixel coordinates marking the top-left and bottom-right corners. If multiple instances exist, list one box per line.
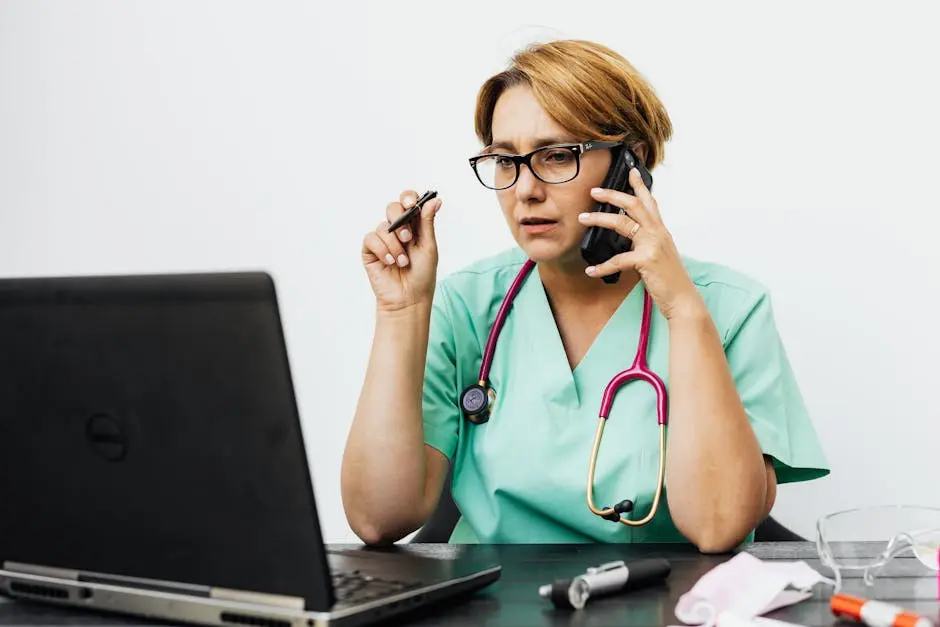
left=342, top=39, right=829, bottom=552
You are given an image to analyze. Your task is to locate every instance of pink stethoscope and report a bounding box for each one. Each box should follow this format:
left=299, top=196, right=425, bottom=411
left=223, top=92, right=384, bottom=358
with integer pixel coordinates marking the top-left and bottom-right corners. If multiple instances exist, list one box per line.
left=458, top=258, right=668, bottom=526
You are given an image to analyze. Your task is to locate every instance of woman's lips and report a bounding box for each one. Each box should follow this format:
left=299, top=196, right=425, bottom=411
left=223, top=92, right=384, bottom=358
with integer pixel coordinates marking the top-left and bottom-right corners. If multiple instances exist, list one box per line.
left=520, top=218, right=558, bottom=234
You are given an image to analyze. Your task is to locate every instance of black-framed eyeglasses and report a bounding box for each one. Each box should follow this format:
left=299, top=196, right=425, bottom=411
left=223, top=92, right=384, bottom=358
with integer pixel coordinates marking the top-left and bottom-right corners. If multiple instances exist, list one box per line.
left=468, top=140, right=621, bottom=190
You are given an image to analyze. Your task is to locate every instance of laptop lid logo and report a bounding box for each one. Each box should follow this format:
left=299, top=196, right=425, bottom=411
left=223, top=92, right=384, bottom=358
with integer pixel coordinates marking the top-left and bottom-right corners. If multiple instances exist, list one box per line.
left=85, top=414, right=127, bottom=462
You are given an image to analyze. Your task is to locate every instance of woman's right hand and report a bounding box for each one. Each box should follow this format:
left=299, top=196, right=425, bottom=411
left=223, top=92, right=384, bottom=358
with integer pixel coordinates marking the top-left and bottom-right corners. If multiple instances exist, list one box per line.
left=361, top=189, right=443, bottom=313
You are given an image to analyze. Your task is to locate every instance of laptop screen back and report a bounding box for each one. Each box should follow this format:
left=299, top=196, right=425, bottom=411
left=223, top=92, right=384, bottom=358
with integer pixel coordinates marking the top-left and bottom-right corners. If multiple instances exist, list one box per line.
left=0, top=272, right=334, bottom=611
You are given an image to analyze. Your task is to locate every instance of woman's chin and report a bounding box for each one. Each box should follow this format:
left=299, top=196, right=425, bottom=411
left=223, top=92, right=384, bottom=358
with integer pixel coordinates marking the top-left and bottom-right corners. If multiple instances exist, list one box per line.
left=517, top=236, right=583, bottom=266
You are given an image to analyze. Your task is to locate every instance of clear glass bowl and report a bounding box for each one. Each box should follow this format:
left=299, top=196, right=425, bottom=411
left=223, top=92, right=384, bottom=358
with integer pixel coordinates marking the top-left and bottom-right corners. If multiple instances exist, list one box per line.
left=815, top=505, right=940, bottom=592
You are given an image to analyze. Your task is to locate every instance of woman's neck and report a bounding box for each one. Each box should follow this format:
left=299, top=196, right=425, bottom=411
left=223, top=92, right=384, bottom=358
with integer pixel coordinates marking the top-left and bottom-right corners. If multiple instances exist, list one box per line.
left=536, top=253, right=640, bottom=307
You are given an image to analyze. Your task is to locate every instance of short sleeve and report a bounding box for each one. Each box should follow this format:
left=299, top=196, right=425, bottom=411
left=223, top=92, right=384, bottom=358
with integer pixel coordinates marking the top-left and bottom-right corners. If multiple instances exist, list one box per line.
left=723, top=290, right=830, bottom=484
left=421, top=282, right=461, bottom=461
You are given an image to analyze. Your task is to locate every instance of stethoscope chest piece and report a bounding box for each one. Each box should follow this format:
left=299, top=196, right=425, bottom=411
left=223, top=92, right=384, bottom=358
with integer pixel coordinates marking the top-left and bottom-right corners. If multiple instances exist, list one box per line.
left=460, top=382, right=496, bottom=425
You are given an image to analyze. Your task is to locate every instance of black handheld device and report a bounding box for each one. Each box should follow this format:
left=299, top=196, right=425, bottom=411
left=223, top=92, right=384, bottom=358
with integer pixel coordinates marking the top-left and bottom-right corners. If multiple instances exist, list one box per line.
left=579, top=143, right=653, bottom=284
left=538, top=558, right=671, bottom=610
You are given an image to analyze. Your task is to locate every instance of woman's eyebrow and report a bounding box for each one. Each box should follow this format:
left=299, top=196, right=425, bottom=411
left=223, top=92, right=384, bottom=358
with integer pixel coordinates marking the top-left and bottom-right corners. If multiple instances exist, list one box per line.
left=485, top=135, right=578, bottom=153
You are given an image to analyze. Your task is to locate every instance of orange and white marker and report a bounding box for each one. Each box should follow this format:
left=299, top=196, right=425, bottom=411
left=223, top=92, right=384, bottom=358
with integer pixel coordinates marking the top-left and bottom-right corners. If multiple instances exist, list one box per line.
left=831, top=593, right=936, bottom=627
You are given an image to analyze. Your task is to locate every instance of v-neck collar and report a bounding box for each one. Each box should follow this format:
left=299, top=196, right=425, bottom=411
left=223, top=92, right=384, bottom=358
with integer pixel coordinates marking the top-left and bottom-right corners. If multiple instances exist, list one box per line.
left=516, top=265, right=647, bottom=409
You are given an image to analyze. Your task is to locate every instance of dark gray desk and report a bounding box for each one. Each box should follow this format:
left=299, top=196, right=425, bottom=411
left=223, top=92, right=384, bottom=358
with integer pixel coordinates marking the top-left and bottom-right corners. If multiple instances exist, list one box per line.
left=1, top=542, right=937, bottom=626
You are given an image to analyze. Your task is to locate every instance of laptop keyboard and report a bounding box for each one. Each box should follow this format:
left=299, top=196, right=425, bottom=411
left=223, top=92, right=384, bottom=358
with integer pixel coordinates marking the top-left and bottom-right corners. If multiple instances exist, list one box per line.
left=331, top=569, right=424, bottom=604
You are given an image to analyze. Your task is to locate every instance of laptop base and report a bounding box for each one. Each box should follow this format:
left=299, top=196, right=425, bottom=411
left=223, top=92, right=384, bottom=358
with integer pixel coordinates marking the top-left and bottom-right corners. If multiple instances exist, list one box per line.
left=0, top=564, right=500, bottom=627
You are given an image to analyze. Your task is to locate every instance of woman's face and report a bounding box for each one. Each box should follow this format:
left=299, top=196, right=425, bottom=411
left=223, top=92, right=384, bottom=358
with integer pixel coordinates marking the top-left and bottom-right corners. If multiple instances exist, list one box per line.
left=486, top=84, right=612, bottom=268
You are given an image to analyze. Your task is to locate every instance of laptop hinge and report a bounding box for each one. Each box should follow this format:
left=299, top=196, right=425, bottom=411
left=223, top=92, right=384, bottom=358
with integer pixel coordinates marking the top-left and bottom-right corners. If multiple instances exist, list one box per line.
left=3, top=562, right=79, bottom=580
left=210, top=587, right=306, bottom=610
left=3, top=561, right=304, bottom=610
left=5, top=561, right=211, bottom=598
left=77, top=570, right=211, bottom=596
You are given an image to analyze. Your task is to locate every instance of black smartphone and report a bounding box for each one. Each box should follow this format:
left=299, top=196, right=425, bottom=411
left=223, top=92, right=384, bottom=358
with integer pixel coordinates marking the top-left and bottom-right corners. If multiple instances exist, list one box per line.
left=579, top=143, right=653, bottom=284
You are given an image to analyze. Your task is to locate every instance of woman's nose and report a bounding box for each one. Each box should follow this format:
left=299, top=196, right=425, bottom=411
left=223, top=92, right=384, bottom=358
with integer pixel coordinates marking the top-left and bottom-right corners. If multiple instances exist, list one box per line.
left=514, top=164, right=544, bottom=201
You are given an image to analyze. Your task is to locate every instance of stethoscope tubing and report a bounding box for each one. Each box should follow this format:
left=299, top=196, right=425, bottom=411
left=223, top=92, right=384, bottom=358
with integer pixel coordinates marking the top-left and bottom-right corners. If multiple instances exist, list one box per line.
left=465, top=256, right=669, bottom=527
left=598, top=288, right=668, bottom=423
left=478, top=259, right=536, bottom=383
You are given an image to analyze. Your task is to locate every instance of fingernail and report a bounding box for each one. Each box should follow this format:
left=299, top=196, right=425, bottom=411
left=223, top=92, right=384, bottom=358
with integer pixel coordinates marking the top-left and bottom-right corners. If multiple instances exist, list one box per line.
left=399, top=229, right=411, bottom=242
left=630, top=167, right=639, bottom=177
left=397, top=254, right=409, bottom=267
left=591, top=187, right=603, bottom=195
left=578, top=212, right=590, bottom=220
left=585, top=266, right=596, bottom=275
left=403, top=196, right=415, bottom=208
left=385, top=254, right=395, bottom=265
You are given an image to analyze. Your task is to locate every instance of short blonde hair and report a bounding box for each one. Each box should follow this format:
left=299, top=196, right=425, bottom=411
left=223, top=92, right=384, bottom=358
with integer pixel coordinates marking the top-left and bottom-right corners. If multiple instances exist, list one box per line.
left=474, top=39, right=673, bottom=169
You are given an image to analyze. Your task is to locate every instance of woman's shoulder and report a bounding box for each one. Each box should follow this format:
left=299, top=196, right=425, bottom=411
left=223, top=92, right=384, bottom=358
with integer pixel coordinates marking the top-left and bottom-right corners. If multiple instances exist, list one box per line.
left=433, top=247, right=528, bottom=309
left=680, top=255, right=778, bottom=342
left=681, top=255, right=774, bottom=310
left=681, top=255, right=769, bottom=299
left=443, top=247, right=528, bottom=282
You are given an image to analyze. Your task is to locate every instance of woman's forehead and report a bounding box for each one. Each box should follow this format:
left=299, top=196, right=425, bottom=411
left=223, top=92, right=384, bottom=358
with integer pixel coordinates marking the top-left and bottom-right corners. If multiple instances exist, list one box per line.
left=490, top=86, right=576, bottom=153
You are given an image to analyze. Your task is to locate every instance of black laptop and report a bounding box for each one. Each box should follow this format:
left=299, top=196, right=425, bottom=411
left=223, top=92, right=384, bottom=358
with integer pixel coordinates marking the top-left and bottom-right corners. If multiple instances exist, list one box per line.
left=0, top=271, right=499, bottom=626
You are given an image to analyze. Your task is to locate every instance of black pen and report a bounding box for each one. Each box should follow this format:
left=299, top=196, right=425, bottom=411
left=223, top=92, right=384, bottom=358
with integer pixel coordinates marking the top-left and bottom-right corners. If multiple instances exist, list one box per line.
left=387, top=190, right=437, bottom=233
left=538, top=558, right=671, bottom=610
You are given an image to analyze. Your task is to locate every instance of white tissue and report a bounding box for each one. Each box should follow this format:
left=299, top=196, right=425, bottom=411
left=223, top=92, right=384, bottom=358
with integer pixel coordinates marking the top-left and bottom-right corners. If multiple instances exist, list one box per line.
left=668, top=553, right=824, bottom=627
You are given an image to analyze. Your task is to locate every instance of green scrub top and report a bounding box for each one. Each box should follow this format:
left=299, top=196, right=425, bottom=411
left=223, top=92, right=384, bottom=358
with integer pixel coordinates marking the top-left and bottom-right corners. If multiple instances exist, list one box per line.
left=421, top=246, right=829, bottom=543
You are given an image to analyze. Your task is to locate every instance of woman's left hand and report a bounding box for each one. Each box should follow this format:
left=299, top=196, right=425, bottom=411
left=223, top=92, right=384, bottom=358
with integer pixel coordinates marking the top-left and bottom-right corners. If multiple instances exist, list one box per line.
left=578, top=167, right=706, bottom=321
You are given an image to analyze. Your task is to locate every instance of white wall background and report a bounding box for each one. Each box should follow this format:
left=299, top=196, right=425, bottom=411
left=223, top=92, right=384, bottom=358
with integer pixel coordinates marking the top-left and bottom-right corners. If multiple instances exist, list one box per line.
left=1, top=0, right=938, bottom=543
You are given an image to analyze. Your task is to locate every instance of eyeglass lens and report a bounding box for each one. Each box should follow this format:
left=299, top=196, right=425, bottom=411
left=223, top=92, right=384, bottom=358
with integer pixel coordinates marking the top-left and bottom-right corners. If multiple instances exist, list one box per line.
left=474, top=146, right=579, bottom=189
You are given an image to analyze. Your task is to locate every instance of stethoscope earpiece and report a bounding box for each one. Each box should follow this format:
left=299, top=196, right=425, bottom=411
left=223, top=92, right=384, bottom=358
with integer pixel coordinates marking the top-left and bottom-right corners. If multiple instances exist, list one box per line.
left=599, top=500, right=634, bottom=523
left=460, top=382, right=495, bottom=425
